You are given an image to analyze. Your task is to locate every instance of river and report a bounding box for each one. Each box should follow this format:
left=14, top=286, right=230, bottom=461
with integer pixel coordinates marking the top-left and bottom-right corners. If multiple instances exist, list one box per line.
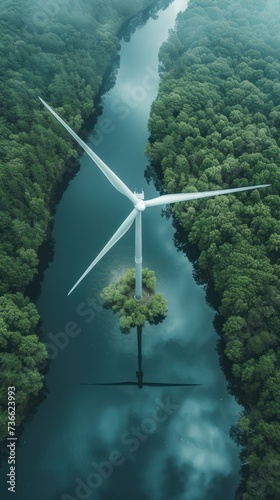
left=1, top=1, right=242, bottom=499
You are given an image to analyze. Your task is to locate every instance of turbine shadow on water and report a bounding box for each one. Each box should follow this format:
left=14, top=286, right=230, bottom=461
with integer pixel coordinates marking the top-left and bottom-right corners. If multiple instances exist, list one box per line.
left=80, top=326, right=202, bottom=389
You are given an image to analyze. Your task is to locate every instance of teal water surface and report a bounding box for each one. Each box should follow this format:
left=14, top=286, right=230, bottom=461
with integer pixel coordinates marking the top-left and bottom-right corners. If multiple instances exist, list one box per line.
left=0, top=1, right=242, bottom=499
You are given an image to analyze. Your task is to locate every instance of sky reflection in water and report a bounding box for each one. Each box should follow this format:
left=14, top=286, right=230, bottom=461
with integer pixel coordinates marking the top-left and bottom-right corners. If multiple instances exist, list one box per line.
left=0, top=2, right=242, bottom=499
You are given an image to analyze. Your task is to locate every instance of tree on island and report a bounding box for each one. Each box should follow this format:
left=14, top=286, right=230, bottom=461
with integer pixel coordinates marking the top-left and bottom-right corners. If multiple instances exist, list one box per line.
left=100, top=268, right=167, bottom=331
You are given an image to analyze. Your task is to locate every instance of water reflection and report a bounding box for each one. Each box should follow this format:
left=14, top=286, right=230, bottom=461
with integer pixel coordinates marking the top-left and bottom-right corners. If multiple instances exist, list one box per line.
left=120, top=0, right=174, bottom=42
left=0, top=2, right=242, bottom=499
left=80, top=326, right=201, bottom=389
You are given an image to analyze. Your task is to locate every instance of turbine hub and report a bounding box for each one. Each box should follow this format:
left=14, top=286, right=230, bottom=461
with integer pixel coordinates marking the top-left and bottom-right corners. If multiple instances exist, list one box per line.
left=135, top=199, right=146, bottom=212
left=134, top=190, right=145, bottom=211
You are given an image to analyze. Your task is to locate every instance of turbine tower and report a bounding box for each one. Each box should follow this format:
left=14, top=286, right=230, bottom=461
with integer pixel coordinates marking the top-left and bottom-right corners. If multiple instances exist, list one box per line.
left=39, top=98, right=270, bottom=300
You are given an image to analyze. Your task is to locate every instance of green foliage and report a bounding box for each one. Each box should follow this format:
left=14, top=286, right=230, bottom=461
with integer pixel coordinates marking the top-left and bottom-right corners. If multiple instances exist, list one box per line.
left=0, top=293, right=47, bottom=441
left=146, top=0, right=280, bottom=497
left=0, top=0, right=162, bottom=443
left=100, top=268, right=168, bottom=331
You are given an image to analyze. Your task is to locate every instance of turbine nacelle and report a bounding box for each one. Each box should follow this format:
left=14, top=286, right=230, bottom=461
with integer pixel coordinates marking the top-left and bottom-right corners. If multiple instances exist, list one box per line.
left=134, top=190, right=146, bottom=212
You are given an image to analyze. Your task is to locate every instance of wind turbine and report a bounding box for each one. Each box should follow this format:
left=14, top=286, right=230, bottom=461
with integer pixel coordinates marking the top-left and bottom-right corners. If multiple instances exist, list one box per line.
left=80, top=326, right=201, bottom=389
left=39, top=98, right=270, bottom=300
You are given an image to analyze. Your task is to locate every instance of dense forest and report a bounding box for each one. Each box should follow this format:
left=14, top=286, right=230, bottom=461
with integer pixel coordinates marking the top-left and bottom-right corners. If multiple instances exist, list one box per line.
left=0, top=0, right=169, bottom=443
left=145, top=0, right=280, bottom=498
left=1, top=0, right=279, bottom=496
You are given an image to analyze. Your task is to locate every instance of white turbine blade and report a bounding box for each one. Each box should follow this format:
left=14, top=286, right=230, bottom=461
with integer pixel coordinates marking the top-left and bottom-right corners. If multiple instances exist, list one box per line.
left=68, top=209, right=138, bottom=296
left=39, top=97, right=138, bottom=205
left=145, top=184, right=270, bottom=208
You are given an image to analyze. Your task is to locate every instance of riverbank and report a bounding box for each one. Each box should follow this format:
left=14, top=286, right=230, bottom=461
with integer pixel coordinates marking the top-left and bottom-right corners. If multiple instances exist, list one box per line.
left=0, top=0, right=173, bottom=443
left=145, top=0, right=280, bottom=498
left=0, top=2, right=245, bottom=498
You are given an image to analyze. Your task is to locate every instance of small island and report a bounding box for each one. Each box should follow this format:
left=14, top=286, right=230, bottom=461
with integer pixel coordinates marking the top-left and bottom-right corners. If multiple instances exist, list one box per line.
left=100, top=268, right=168, bottom=331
